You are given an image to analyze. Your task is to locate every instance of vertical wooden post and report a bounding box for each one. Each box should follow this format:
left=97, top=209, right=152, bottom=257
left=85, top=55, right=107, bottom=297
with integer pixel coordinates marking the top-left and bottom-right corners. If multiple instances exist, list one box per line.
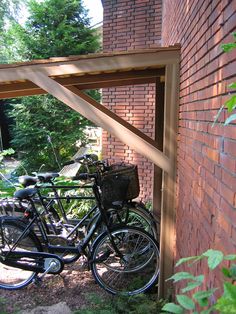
left=158, top=63, right=179, bottom=298
left=153, top=78, right=164, bottom=221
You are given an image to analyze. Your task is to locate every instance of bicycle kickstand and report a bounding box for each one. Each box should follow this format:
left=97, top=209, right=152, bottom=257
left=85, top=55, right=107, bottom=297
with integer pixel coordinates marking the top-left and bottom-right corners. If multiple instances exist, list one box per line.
left=33, top=259, right=59, bottom=286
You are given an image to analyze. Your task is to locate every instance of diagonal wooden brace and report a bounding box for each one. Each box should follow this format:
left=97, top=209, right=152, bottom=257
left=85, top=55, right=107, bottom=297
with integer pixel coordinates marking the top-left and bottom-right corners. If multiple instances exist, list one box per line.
left=25, top=71, right=171, bottom=173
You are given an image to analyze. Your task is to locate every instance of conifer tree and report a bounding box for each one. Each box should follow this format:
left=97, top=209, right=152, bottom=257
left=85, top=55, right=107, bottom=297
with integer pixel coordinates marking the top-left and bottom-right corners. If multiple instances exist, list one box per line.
left=5, top=0, right=100, bottom=172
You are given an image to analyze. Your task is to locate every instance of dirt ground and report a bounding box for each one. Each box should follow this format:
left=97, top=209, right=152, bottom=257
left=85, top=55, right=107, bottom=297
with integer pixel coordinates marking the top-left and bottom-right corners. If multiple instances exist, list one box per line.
left=0, top=261, right=108, bottom=313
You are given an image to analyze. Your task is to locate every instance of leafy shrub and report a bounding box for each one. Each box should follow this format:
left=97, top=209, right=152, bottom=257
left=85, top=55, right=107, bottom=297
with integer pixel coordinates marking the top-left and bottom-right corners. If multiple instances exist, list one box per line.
left=214, top=32, right=236, bottom=126
left=162, top=249, right=236, bottom=313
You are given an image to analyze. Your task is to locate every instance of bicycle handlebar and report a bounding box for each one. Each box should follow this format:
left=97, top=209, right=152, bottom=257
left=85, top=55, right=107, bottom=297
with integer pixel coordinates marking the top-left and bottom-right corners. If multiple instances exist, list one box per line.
left=19, top=154, right=106, bottom=187
left=64, top=154, right=109, bottom=172
left=74, top=153, right=98, bottom=162
left=72, top=172, right=97, bottom=181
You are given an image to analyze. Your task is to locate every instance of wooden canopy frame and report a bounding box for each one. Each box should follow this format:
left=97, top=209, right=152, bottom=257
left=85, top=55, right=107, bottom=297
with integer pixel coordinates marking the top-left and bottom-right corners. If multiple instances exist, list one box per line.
left=0, top=46, right=180, bottom=297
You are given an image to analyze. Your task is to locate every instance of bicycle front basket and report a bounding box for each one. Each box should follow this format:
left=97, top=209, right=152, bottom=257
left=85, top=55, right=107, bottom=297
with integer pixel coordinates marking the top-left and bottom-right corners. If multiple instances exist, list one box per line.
left=101, top=163, right=140, bottom=208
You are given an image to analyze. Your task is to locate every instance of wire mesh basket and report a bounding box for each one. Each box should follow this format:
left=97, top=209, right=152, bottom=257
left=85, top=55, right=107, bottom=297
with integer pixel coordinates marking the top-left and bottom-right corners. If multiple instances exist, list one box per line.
left=101, top=163, right=140, bottom=208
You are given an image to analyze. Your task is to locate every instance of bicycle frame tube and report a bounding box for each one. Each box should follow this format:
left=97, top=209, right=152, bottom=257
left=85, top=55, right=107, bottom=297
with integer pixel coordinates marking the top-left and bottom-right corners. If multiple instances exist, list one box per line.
left=36, top=183, right=95, bottom=224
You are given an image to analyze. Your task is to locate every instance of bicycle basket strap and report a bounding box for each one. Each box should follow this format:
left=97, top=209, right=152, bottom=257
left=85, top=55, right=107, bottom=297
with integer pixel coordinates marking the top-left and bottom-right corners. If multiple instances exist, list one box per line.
left=101, top=163, right=140, bottom=208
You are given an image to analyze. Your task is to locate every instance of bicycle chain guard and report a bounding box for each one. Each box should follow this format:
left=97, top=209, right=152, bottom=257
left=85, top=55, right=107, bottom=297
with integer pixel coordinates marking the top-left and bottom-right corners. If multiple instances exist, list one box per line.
left=0, top=251, right=64, bottom=274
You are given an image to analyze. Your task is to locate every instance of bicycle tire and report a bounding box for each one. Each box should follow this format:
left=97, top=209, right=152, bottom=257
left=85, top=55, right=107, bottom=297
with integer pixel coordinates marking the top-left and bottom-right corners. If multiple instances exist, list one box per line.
left=0, top=217, right=42, bottom=290
left=86, top=203, right=157, bottom=239
left=90, top=226, right=160, bottom=295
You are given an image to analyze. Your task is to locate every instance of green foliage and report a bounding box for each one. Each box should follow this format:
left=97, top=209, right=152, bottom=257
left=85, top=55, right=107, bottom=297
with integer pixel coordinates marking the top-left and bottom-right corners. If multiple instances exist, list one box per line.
left=213, top=32, right=236, bottom=126
left=202, top=249, right=224, bottom=269
left=8, top=95, right=92, bottom=172
left=1, top=0, right=100, bottom=63
left=221, top=32, right=236, bottom=52
left=0, top=148, right=18, bottom=197
left=162, top=302, right=184, bottom=314
left=0, top=0, right=29, bottom=63
left=162, top=250, right=236, bottom=314
left=74, top=293, right=166, bottom=314
left=51, top=177, right=96, bottom=218
left=214, top=282, right=236, bottom=314
left=1, top=0, right=101, bottom=173
left=21, top=0, right=99, bottom=60
left=0, top=148, right=15, bottom=165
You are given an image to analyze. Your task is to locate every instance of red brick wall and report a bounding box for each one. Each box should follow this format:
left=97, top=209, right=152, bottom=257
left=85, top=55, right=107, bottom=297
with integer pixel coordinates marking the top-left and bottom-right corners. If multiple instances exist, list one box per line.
left=162, top=0, right=236, bottom=286
left=102, top=0, right=162, bottom=201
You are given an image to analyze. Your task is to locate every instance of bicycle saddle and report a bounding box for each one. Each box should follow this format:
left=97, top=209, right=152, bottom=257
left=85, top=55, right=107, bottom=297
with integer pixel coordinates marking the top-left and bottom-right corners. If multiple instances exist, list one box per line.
left=14, top=188, right=38, bottom=200
left=19, top=175, right=38, bottom=187
left=37, top=172, right=59, bottom=183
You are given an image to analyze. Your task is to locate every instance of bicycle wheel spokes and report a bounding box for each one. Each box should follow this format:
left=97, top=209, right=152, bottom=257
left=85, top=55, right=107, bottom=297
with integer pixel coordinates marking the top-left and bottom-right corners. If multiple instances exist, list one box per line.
left=91, top=226, right=160, bottom=295
left=0, top=221, right=40, bottom=290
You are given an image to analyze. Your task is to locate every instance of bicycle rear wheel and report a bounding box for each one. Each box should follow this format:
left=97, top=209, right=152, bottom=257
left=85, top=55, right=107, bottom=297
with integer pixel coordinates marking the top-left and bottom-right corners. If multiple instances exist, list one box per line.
left=91, top=226, right=160, bottom=295
left=111, top=204, right=157, bottom=238
left=0, top=218, right=42, bottom=290
left=86, top=204, right=157, bottom=240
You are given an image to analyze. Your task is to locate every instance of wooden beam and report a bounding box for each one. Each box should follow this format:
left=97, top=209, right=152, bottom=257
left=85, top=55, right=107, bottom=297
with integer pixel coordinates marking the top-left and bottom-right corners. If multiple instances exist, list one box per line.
left=0, top=78, right=157, bottom=99
left=158, top=63, right=179, bottom=298
left=153, top=78, right=164, bottom=219
left=0, top=50, right=179, bottom=83
left=25, top=71, right=172, bottom=173
left=0, top=89, right=45, bottom=99
left=0, top=69, right=163, bottom=99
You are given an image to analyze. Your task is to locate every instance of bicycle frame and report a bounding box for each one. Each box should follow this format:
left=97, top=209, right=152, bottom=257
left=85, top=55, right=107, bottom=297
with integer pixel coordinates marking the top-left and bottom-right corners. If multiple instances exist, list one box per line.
left=35, top=182, right=95, bottom=220
left=2, top=176, right=113, bottom=264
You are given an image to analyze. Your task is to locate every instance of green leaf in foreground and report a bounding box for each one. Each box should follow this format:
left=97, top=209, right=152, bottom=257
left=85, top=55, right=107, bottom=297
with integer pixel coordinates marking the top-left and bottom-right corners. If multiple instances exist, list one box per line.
left=203, top=249, right=224, bottom=269
left=176, top=295, right=195, bottom=310
left=228, top=82, right=236, bottom=89
left=223, top=282, right=236, bottom=299
left=215, top=284, right=236, bottom=314
left=229, top=264, right=236, bottom=279
left=224, top=254, right=236, bottom=261
left=162, top=302, right=184, bottom=314
left=225, top=113, right=236, bottom=125
left=222, top=267, right=232, bottom=278
left=221, top=42, right=236, bottom=52
left=193, top=288, right=218, bottom=307
left=175, top=256, right=199, bottom=267
left=167, top=272, right=195, bottom=282
left=181, top=280, right=203, bottom=293
left=225, top=95, right=236, bottom=112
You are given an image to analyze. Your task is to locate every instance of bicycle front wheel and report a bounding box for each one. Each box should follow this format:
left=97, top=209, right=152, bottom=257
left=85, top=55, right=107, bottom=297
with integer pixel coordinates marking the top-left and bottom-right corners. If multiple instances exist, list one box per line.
left=111, top=204, right=157, bottom=239
left=0, top=218, right=42, bottom=290
left=86, top=204, right=157, bottom=240
left=91, top=226, right=160, bottom=295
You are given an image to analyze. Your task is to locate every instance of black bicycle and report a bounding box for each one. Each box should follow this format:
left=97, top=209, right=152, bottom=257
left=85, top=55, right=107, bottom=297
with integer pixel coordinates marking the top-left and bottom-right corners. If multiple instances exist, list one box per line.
left=0, top=164, right=160, bottom=295
left=0, top=155, right=158, bottom=242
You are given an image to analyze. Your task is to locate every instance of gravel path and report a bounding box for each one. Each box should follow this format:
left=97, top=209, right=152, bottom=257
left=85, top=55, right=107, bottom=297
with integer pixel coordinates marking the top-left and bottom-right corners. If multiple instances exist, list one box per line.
left=0, top=261, right=108, bottom=313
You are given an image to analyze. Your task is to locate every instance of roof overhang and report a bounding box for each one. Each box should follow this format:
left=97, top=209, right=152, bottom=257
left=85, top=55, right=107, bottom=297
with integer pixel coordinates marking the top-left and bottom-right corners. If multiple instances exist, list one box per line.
left=0, top=46, right=181, bottom=297
left=0, top=46, right=180, bottom=99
